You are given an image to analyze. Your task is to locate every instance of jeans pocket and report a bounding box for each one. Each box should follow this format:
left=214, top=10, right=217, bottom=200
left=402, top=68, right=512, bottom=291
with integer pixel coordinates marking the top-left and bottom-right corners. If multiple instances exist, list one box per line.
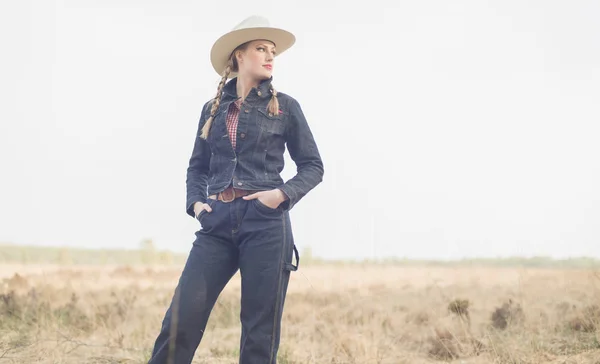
left=253, top=198, right=281, bottom=214
left=196, top=199, right=216, bottom=223
left=196, top=209, right=207, bottom=222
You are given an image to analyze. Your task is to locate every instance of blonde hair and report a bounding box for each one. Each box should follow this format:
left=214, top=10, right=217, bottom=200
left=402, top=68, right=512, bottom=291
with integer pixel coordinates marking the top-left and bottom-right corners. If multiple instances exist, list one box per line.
left=267, top=84, right=279, bottom=117
left=200, top=43, right=280, bottom=140
left=200, top=58, right=232, bottom=139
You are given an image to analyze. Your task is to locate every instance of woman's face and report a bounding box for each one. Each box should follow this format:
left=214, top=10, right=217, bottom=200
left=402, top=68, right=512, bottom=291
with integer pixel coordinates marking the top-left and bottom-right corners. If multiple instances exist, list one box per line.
left=235, top=40, right=276, bottom=81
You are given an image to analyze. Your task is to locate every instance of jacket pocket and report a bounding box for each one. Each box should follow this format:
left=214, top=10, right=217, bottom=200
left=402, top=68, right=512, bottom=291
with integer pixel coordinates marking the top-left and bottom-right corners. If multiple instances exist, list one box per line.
left=257, top=108, right=286, bottom=135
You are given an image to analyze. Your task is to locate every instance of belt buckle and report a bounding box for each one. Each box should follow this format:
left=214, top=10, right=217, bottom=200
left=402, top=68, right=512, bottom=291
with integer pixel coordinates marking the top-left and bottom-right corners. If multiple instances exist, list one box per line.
left=220, top=187, right=236, bottom=203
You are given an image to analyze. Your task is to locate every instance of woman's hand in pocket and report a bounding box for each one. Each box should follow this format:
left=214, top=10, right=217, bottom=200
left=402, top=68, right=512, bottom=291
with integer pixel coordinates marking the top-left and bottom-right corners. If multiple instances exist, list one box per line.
left=242, top=189, right=287, bottom=209
left=193, top=201, right=212, bottom=219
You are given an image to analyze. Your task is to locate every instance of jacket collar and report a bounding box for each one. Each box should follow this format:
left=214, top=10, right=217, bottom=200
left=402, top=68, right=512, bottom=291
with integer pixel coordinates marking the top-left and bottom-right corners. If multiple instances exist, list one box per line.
left=222, top=76, right=273, bottom=102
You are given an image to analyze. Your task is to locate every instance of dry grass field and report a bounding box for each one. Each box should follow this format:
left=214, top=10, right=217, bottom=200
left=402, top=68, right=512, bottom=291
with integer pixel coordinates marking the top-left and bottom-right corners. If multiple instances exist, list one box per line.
left=1, top=247, right=600, bottom=363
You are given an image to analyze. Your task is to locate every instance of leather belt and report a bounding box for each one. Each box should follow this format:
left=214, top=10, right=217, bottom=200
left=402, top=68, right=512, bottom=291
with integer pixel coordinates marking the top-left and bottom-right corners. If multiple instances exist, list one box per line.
left=208, top=186, right=257, bottom=203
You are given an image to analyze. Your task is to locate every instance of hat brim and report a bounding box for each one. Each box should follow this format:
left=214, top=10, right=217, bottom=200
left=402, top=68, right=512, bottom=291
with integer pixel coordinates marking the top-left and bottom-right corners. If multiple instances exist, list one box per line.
left=210, top=27, right=296, bottom=78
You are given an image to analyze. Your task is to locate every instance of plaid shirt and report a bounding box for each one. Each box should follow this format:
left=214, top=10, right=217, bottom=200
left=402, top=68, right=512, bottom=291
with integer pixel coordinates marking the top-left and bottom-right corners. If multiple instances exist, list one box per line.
left=226, top=98, right=242, bottom=150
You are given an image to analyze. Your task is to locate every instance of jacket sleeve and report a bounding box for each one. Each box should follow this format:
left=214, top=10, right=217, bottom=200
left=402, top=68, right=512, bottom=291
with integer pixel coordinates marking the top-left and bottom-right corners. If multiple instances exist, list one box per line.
left=185, top=101, right=212, bottom=217
left=278, top=98, right=324, bottom=211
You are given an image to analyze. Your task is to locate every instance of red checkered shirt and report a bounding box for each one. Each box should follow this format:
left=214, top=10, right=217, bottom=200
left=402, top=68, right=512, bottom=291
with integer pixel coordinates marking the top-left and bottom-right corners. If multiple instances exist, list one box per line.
left=226, top=98, right=242, bottom=150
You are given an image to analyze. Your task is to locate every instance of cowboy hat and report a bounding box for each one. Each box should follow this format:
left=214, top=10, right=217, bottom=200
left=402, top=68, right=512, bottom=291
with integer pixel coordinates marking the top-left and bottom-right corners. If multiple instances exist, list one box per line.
left=210, top=15, right=296, bottom=78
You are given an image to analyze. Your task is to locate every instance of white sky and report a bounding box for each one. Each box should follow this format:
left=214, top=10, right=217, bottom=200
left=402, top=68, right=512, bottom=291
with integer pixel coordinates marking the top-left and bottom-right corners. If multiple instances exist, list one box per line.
left=1, top=0, right=599, bottom=260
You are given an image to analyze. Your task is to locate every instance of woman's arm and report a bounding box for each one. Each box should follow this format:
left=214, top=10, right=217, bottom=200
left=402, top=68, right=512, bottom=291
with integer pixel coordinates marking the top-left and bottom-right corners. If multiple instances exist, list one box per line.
left=185, top=102, right=212, bottom=217
left=278, top=98, right=324, bottom=210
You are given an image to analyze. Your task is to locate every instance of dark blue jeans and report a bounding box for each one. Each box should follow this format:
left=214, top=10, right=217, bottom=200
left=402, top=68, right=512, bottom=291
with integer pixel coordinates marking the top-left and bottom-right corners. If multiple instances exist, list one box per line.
left=148, top=196, right=298, bottom=364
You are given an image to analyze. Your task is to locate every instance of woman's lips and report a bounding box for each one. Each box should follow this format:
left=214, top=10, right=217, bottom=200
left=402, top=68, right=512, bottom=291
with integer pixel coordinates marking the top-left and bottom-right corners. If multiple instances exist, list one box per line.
left=263, top=65, right=272, bottom=70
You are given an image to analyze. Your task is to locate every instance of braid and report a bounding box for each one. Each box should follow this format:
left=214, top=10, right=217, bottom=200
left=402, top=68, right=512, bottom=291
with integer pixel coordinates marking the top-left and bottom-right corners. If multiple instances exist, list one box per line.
left=267, top=84, right=279, bottom=116
left=200, top=58, right=233, bottom=139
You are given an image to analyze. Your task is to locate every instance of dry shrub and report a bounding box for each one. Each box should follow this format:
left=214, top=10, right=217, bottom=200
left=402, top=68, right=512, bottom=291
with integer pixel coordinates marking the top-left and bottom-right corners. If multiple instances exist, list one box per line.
left=556, top=301, right=576, bottom=316
left=53, top=292, right=92, bottom=331
left=470, top=337, right=485, bottom=355
left=428, top=328, right=486, bottom=360
left=0, top=288, right=91, bottom=331
left=568, top=317, right=595, bottom=333
left=94, top=289, right=139, bottom=328
left=448, top=298, right=470, bottom=323
left=428, top=299, right=485, bottom=361
left=428, top=328, right=460, bottom=360
left=1, top=289, right=51, bottom=328
left=0, top=285, right=143, bottom=333
left=2, top=273, right=29, bottom=291
left=567, top=304, right=600, bottom=332
left=491, top=299, right=524, bottom=330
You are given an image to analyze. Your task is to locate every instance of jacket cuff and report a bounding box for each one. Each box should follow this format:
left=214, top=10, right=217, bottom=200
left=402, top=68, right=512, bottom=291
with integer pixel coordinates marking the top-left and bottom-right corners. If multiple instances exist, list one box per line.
left=278, top=185, right=297, bottom=211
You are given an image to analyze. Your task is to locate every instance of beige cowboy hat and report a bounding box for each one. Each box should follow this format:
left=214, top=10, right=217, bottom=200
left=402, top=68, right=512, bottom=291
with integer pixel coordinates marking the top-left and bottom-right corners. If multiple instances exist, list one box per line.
left=210, top=15, right=296, bottom=78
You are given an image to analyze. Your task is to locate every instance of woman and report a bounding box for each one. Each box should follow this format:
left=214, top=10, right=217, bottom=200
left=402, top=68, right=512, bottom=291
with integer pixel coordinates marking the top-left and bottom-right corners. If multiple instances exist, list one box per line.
left=148, top=15, right=324, bottom=364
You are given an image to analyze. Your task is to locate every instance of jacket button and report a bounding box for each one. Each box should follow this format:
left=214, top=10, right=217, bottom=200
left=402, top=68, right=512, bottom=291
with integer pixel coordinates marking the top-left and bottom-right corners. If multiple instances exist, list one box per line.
left=237, top=182, right=243, bottom=186
left=240, top=133, right=246, bottom=139
left=257, top=91, right=262, bottom=96
left=244, top=109, right=249, bottom=113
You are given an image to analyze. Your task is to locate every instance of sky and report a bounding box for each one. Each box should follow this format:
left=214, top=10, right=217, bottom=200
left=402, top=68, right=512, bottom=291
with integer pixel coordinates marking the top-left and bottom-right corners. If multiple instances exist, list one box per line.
left=1, top=0, right=599, bottom=261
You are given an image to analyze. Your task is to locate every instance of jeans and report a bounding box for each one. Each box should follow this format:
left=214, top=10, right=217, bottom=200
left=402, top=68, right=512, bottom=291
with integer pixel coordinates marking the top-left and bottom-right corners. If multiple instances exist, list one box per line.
left=148, top=196, right=298, bottom=364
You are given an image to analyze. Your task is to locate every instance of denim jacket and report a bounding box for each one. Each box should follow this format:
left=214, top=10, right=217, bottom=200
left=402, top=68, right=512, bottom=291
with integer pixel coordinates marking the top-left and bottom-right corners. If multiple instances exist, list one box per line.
left=185, top=77, right=324, bottom=217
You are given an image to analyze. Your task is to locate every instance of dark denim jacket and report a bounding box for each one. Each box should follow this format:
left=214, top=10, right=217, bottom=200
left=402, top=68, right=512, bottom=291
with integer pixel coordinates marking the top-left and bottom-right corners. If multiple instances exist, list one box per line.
left=185, top=77, right=324, bottom=217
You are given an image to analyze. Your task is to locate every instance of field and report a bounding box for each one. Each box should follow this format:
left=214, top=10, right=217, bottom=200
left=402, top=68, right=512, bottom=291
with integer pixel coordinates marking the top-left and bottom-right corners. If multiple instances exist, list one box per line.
left=1, top=245, right=600, bottom=363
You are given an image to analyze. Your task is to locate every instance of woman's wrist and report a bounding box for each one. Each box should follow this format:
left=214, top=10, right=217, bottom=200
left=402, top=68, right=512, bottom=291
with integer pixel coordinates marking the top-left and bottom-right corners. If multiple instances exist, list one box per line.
left=275, top=189, right=288, bottom=203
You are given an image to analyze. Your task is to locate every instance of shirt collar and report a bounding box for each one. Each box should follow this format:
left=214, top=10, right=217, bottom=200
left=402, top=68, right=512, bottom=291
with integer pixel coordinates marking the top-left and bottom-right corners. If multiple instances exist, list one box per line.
left=232, top=98, right=242, bottom=109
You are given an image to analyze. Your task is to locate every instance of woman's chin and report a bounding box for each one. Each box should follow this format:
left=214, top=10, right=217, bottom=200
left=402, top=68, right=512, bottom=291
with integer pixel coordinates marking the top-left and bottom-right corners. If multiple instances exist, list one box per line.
left=243, top=70, right=273, bottom=82
left=259, top=69, right=273, bottom=79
